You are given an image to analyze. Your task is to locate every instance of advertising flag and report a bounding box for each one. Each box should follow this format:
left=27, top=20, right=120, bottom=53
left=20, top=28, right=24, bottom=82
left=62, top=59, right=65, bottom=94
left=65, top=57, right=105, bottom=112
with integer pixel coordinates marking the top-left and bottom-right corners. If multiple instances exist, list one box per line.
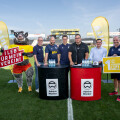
left=91, top=16, right=109, bottom=51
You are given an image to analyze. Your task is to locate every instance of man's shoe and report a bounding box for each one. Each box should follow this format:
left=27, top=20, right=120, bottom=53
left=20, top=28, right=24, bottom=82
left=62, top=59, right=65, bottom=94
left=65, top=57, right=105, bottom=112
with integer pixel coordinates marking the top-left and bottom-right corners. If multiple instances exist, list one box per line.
left=109, top=91, right=118, bottom=96
left=18, top=87, right=22, bottom=93
left=28, top=86, right=32, bottom=92
left=116, top=96, right=120, bottom=102
left=35, top=89, right=39, bottom=93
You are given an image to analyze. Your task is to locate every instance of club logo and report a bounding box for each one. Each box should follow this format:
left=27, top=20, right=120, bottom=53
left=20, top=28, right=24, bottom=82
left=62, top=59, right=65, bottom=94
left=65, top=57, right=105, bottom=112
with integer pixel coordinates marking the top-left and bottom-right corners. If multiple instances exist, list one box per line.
left=48, top=81, right=57, bottom=90
left=83, top=81, right=92, bottom=90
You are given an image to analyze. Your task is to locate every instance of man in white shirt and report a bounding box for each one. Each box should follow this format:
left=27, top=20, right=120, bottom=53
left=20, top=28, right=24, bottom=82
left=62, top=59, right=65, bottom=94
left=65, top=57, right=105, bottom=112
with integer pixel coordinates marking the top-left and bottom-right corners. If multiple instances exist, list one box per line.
left=89, top=39, right=107, bottom=65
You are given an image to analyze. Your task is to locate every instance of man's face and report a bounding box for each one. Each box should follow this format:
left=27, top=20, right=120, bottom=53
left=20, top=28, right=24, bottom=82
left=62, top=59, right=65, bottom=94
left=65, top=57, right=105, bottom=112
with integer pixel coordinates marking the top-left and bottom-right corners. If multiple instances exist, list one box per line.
left=96, top=40, right=102, bottom=48
left=38, top=38, right=43, bottom=45
left=113, top=37, right=119, bottom=46
left=75, top=35, right=81, bottom=44
left=50, top=37, right=55, bottom=45
left=63, top=37, right=68, bottom=44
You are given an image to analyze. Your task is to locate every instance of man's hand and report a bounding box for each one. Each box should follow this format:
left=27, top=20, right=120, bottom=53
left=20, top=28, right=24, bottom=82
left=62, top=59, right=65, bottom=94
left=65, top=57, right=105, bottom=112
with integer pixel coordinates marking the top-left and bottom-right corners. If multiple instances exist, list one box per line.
left=113, top=54, right=118, bottom=57
left=44, top=62, right=48, bottom=65
left=37, top=63, right=41, bottom=66
left=70, top=61, right=74, bottom=66
left=57, top=62, right=60, bottom=65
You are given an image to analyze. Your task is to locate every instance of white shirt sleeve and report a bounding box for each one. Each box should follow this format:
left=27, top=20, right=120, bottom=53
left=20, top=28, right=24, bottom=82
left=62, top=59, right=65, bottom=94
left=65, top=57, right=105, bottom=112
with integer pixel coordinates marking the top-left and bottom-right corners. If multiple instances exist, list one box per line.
left=89, top=48, right=94, bottom=60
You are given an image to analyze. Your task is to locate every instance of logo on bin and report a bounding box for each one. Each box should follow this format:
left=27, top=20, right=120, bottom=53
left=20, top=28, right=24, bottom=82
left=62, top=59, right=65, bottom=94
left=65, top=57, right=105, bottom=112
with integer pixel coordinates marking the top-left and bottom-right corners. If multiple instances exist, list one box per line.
left=48, top=81, right=57, bottom=90
left=83, top=81, right=92, bottom=90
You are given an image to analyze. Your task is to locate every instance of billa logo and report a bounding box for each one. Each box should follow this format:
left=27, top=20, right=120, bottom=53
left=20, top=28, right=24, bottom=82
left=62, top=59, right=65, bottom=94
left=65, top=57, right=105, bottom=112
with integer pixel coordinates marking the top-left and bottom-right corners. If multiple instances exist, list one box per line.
left=83, top=81, right=92, bottom=90
left=48, top=81, right=57, bottom=90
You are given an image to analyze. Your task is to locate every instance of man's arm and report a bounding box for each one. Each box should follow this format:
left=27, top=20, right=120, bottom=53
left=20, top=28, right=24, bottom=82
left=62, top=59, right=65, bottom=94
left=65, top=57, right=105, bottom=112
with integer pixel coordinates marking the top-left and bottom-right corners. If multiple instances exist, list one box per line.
left=85, top=52, right=89, bottom=60
left=68, top=52, right=74, bottom=66
left=44, top=53, right=48, bottom=65
left=57, top=54, right=61, bottom=65
left=34, top=55, right=40, bottom=66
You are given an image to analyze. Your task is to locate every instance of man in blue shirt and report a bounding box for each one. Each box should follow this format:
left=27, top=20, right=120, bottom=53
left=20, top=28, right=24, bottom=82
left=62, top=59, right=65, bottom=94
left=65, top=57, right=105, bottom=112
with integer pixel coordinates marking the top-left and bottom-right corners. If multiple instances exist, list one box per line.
left=33, top=37, right=44, bottom=92
left=108, top=36, right=120, bottom=102
left=89, top=39, right=107, bottom=65
left=58, top=35, right=70, bottom=65
left=44, top=36, right=58, bottom=65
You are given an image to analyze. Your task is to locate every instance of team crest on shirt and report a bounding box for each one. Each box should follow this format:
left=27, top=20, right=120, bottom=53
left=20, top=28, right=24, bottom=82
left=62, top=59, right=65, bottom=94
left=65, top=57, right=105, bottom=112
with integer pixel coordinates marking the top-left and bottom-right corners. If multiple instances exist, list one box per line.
left=62, top=47, right=64, bottom=49
left=118, top=48, right=120, bottom=51
left=55, top=47, right=57, bottom=49
left=68, top=46, right=69, bottom=49
left=112, top=49, right=114, bottom=51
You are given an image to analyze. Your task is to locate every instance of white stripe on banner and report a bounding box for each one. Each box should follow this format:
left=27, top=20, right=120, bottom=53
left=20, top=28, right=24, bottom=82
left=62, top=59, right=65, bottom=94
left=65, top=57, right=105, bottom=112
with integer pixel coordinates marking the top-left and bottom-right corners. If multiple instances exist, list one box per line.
left=67, top=73, right=74, bottom=120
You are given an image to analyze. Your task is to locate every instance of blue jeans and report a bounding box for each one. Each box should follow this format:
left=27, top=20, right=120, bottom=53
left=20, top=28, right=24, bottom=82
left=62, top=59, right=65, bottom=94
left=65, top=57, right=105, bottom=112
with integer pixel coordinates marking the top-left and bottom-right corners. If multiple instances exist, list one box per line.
left=34, top=62, right=43, bottom=89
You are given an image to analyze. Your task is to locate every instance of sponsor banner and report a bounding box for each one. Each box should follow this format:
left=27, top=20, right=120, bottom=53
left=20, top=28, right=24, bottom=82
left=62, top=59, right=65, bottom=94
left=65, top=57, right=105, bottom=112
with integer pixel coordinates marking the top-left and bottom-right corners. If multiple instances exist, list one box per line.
left=103, top=56, right=120, bottom=73
left=0, top=47, right=24, bottom=68
left=91, top=16, right=109, bottom=52
left=0, top=21, right=9, bottom=50
left=46, top=79, right=59, bottom=96
left=81, top=79, right=94, bottom=97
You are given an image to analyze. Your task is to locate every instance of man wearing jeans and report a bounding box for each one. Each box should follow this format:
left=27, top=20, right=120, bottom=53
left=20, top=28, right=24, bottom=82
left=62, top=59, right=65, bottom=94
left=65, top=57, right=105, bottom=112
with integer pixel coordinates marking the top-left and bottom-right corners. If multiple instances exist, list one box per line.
left=33, top=37, right=44, bottom=92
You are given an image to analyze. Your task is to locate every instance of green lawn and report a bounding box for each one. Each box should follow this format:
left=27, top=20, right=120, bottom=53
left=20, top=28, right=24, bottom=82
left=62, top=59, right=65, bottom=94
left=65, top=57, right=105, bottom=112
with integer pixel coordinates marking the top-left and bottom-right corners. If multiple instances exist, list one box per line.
left=0, top=51, right=120, bottom=120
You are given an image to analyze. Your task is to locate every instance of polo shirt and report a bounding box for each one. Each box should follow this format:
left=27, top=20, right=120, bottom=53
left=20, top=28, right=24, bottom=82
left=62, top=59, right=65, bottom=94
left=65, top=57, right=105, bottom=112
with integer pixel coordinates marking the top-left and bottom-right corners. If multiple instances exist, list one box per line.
left=45, top=44, right=58, bottom=62
left=58, top=43, right=70, bottom=65
left=33, top=45, right=44, bottom=62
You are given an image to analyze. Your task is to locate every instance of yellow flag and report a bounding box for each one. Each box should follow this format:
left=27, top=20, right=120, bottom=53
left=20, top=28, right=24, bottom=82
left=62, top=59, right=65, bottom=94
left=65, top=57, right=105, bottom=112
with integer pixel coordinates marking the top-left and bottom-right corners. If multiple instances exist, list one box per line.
left=0, top=21, right=13, bottom=72
left=0, top=21, right=9, bottom=50
left=91, top=16, right=109, bottom=52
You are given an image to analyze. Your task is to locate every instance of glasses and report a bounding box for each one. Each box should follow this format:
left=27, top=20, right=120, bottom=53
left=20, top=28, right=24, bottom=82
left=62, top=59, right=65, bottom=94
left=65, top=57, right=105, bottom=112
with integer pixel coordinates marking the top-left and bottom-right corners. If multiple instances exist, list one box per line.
left=97, top=42, right=102, bottom=43
left=38, top=40, right=43, bottom=41
left=75, top=37, right=80, bottom=39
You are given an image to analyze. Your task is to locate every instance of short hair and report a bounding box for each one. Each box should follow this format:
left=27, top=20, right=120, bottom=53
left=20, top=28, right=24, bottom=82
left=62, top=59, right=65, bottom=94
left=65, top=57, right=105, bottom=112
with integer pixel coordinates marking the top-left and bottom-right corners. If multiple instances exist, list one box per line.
left=96, top=39, right=102, bottom=42
left=75, top=34, right=81, bottom=38
left=62, top=35, right=68, bottom=39
left=38, top=37, right=43, bottom=40
left=49, top=36, right=55, bottom=40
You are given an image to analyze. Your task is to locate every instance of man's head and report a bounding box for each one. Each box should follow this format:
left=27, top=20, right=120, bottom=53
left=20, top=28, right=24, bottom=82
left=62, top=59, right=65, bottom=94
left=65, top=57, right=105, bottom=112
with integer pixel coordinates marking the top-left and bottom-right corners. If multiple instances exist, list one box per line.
left=113, top=36, right=119, bottom=47
left=38, top=37, right=43, bottom=46
left=50, top=36, right=55, bottom=45
left=96, top=39, right=102, bottom=48
left=75, top=34, right=81, bottom=44
left=62, top=35, right=68, bottom=45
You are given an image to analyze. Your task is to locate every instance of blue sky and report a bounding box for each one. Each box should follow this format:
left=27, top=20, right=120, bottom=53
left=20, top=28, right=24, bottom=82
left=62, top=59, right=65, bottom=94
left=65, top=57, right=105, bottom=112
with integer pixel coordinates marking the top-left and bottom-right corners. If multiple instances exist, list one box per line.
left=0, top=0, right=120, bottom=37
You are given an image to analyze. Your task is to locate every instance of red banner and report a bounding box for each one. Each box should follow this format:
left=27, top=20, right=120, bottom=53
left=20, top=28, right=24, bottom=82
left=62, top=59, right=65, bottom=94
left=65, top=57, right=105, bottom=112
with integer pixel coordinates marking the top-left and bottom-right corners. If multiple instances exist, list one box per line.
left=0, top=47, right=24, bottom=68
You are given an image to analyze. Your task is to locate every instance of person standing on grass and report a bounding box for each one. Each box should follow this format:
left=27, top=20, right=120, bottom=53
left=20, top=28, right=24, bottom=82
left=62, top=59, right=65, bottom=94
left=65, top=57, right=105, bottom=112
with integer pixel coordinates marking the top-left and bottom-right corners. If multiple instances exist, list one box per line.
left=44, top=36, right=58, bottom=65
left=57, top=35, right=70, bottom=65
left=108, top=36, right=120, bottom=102
left=68, top=34, right=89, bottom=65
left=33, top=37, right=44, bottom=93
left=89, top=39, right=107, bottom=66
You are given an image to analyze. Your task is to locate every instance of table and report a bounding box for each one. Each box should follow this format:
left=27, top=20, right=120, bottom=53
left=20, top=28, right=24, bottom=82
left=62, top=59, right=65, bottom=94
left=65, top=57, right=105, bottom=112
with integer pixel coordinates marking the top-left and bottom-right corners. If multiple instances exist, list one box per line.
left=38, top=65, right=69, bottom=100
left=70, top=65, right=102, bottom=101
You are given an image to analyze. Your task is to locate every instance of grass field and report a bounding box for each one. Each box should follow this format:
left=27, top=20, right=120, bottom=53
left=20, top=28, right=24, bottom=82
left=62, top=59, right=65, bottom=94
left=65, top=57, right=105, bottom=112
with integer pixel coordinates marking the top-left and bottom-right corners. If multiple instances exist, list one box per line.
left=0, top=49, right=120, bottom=120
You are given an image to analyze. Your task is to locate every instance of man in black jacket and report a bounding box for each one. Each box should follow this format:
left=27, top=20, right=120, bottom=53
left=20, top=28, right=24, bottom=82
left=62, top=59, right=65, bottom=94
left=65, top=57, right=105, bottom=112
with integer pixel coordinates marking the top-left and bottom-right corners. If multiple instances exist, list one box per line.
left=68, top=34, right=89, bottom=66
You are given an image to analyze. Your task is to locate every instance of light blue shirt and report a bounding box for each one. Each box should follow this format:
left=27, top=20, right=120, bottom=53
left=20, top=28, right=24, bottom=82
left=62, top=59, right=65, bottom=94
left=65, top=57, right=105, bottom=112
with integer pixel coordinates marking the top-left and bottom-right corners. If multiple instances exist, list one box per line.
left=89, top=46, right=107, bottom=62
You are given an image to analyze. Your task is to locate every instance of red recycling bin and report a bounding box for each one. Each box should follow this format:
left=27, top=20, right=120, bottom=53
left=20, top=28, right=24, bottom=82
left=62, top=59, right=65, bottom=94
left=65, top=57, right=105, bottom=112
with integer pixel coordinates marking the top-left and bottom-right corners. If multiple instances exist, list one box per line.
left=70, top=66, right=102, bottom=101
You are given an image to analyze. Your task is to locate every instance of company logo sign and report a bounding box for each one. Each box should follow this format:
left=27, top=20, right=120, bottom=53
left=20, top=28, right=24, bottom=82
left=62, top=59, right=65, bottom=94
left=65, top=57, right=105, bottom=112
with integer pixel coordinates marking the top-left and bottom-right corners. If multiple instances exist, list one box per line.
left=81, top=79, right=94, bottom=97
left=46, top=79, right=59, bottom=96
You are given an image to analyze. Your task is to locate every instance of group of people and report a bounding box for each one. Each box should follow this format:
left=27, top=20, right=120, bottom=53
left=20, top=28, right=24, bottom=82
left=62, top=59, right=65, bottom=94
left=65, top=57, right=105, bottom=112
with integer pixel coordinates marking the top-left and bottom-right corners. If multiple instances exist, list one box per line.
left=33, top=34, right=120, bottom=102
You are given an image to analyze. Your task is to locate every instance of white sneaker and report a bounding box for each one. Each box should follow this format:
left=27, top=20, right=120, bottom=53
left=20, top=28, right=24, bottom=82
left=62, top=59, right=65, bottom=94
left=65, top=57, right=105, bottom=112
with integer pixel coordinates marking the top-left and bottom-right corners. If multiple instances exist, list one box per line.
left=35, top=89, right=39, bottom=93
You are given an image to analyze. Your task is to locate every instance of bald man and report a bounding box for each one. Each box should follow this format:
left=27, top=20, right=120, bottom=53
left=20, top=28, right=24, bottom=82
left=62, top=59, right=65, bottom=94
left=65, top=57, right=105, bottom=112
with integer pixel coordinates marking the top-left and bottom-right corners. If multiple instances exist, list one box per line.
left=108, top=36, right=120, bottom=102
